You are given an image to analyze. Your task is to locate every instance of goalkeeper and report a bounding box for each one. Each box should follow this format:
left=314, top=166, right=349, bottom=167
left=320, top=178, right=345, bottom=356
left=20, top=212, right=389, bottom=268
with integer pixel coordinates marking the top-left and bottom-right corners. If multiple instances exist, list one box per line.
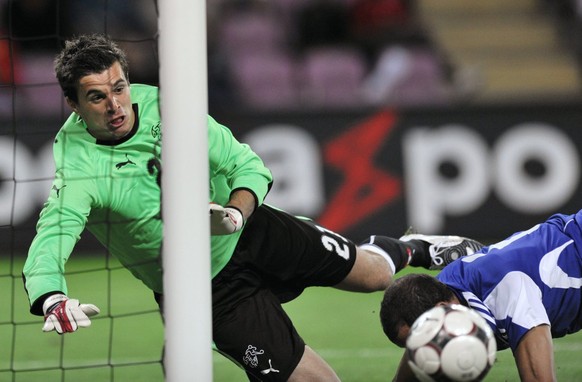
left=22, top=33, right=483, bottom=382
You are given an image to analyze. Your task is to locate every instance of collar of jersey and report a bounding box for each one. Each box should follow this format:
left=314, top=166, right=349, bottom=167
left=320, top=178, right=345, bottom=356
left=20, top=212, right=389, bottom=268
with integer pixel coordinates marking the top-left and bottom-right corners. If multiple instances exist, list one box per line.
left=96, top=103, right=140, bottom=146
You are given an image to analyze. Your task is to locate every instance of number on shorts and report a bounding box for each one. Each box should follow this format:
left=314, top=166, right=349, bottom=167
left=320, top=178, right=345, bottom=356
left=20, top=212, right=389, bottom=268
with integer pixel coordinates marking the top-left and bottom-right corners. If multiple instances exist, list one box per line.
left=315, top=225, right=350, bottom=260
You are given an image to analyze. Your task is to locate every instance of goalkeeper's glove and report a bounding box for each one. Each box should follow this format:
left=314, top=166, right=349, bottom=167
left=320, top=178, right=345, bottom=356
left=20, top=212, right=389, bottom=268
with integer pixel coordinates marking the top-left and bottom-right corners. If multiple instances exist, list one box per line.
left=42, top=294, right=100, bottom=334
left=209, top=203, right=244, bottom=235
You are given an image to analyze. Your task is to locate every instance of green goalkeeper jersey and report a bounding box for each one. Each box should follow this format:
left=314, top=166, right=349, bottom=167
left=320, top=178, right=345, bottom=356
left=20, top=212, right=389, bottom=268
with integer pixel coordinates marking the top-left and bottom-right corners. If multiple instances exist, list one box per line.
left=23, top=84, right=272, bottom=314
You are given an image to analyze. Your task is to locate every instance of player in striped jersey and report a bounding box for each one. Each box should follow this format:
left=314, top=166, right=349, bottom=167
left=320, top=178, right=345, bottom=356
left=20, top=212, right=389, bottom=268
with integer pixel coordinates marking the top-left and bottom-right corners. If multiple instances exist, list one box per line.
left=380, top=210, right=582, bottom=382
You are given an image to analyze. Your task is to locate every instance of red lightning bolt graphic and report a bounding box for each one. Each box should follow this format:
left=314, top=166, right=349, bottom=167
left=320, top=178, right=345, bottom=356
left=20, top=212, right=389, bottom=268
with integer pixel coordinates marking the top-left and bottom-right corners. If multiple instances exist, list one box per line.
left=318, top=110, right=401, bottom=232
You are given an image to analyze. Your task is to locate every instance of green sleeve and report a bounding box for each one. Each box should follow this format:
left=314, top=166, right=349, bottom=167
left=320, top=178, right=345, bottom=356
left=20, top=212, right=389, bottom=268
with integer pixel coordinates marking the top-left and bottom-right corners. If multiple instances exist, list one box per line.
left=23, top=176, right=93, bottom=314
left=23, top=131, right=94, bottom=315
left=208, top=115, right=272, bottom=207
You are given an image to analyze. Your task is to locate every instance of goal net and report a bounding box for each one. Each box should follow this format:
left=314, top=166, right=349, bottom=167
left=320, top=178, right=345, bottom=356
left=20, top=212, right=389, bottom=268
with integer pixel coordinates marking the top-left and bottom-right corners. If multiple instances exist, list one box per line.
left=0, top=1, right=209, bottom=380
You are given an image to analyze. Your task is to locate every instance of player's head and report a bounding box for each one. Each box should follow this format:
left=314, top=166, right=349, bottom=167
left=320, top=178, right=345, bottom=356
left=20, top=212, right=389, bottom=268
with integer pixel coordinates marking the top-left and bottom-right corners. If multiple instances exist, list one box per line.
left=380, top=273, right=456, bottom=347
left=55, top=34, right=135, bottom=141
left=54, top=34, right=129, bottom=103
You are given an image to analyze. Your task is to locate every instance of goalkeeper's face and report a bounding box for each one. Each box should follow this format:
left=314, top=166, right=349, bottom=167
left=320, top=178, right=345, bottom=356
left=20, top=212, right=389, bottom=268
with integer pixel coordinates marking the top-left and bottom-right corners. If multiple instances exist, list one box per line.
left=67, top=61, right=135, bottom=141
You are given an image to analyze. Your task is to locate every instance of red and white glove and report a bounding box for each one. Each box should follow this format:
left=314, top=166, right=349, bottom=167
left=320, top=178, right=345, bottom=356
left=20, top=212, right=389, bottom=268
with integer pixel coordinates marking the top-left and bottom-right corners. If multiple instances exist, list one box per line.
left=42, top=294, right=100, bottom=334
left=209, top=203, right=244, bottom=235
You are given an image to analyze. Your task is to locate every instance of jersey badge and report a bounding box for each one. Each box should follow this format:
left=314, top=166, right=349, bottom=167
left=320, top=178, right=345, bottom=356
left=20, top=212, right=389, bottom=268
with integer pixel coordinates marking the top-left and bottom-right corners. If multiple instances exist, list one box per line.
left=151, top=122, right=161, bottom=139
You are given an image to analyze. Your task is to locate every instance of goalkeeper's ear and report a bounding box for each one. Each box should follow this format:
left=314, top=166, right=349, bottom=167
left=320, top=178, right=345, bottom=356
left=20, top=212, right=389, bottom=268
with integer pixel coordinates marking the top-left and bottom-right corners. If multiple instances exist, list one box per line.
left=66, top=97, right=79, bottom=113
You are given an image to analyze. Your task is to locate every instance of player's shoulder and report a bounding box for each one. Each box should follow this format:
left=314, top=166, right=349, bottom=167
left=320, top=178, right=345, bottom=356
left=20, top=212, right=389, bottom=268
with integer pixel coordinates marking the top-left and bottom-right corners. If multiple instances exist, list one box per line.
left=59, top=112, right=80, bottom=130
left=56, top=113, right=87, bottom=144
left=130, top=83, right=159, bottom=102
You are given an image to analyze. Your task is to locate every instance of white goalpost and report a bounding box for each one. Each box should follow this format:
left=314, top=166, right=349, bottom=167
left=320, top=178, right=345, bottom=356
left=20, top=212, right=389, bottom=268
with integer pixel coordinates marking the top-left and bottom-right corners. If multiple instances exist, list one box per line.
left=159, top=0, right=213, bottom=380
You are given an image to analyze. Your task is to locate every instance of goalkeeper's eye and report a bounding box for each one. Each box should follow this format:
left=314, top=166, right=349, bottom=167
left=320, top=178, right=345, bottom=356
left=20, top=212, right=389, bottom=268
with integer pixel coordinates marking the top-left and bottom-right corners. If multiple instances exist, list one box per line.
left=88, top=93, right=105, bottom=103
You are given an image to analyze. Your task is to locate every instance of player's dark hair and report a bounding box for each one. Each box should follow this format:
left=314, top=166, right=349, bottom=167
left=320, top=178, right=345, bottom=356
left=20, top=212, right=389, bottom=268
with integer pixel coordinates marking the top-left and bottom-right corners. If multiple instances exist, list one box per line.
left=54, top=34, right=129, bottom=102
left=380, top=273, right=455, bottom=347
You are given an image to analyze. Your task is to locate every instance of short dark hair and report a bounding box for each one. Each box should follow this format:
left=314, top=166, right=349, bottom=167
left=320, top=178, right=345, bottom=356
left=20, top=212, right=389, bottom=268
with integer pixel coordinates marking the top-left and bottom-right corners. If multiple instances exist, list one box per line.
left=380, top=273, right=454, bottom=346
left=54, top=34, right=129, bottom=102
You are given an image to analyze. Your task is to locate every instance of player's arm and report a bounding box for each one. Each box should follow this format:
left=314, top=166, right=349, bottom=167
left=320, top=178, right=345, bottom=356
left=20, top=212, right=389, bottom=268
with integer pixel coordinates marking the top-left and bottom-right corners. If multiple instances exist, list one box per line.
left=514, top=325, right=556, bottom=382
left=24, top=215, right=101, bottom=333
left=23, top=171, right=100, bottom=333
left=23, top=174, right=89, bottom=312
left=489, top=274, right=555, bottom=381
left=226, top=188, right=256, bottom=220
left=208, top=115, right=273, bottom=235
left=208, top=115, right=273, bottom=207
left=24, top=213, right=101, bottom=333
left=392, top=352, right=418, bottom=382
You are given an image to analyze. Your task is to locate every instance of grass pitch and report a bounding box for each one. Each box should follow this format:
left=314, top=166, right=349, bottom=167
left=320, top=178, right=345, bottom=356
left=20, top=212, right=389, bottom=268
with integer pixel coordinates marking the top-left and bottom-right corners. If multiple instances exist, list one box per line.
left=3, top=254, right=582, bottom=381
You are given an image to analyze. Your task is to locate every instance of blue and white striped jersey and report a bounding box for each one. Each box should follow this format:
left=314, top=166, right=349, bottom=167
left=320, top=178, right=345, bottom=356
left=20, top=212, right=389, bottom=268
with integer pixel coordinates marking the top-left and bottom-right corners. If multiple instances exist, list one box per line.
left=437, top=210, right=582, bottom=351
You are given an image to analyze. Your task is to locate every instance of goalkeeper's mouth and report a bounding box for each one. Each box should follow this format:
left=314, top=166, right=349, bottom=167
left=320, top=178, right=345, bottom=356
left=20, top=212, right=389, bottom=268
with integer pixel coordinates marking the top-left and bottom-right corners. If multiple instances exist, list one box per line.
left=109, top=115, right=126, bottom=129
left=105, top=115, right=131, bottom=139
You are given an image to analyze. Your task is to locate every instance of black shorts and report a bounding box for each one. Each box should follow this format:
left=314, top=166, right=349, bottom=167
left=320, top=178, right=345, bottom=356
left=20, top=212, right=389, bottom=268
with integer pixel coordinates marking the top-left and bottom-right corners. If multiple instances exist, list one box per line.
left=212, top=204, right=357, bottom=381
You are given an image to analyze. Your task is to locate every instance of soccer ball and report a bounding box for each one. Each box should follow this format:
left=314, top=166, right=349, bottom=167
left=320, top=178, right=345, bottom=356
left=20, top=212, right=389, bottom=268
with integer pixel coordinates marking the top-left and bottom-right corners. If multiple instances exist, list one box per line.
left=406, top=304, right=496, bottom=382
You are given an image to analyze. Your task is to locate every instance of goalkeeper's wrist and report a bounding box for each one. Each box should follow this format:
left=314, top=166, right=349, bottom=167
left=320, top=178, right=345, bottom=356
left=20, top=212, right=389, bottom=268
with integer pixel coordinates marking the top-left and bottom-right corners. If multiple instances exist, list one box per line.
left=225, top=205, right=244, bottom=222
left=42, top=294, right=67, bottom=315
